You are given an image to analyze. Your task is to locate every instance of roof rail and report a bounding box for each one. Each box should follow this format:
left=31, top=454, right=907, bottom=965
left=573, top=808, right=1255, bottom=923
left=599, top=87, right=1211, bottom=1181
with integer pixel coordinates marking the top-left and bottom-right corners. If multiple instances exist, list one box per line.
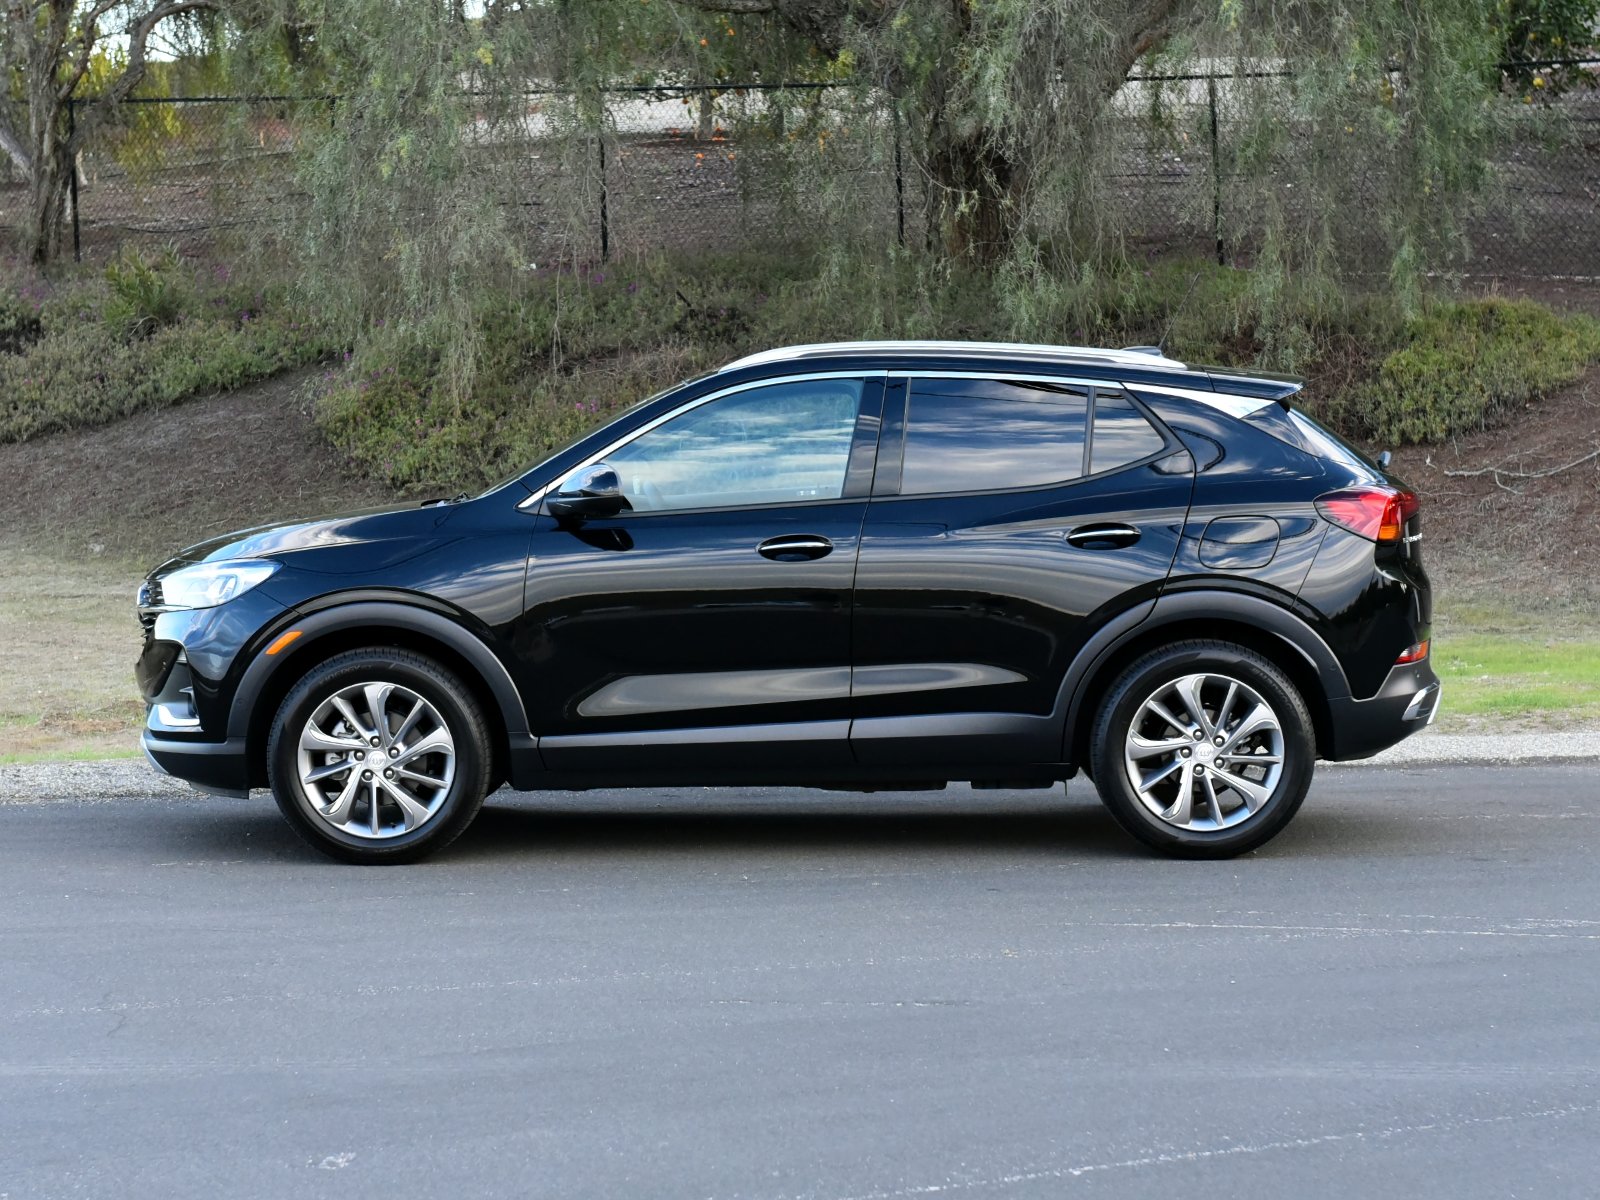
left=720, top=340, right=1189, bottom=373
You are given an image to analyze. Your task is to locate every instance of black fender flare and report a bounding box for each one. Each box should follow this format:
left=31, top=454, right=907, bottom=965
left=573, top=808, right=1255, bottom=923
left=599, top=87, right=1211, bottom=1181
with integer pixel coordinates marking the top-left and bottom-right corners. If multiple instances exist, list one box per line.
left=225, top=600, right=532, bottom=743
left=1056, top=590, right=1351, bottom=759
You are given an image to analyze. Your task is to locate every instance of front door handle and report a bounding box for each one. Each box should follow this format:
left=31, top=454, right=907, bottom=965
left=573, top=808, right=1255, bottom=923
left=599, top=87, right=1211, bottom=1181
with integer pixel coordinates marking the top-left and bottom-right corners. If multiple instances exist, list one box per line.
left=757, top=534, right=834, bottom=562
left=1066, top=523, right=1141, bottom=550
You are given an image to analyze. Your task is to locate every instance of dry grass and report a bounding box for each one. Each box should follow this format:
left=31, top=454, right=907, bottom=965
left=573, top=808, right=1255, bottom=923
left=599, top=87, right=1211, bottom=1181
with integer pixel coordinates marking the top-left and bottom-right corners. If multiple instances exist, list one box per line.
left=0, top=544, right=146, bottom=761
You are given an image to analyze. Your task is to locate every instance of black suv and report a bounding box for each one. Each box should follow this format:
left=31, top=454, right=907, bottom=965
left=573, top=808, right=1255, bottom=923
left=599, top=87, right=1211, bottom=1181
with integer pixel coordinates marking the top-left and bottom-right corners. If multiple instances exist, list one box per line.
left=137, top=341, right=1437, bottom=862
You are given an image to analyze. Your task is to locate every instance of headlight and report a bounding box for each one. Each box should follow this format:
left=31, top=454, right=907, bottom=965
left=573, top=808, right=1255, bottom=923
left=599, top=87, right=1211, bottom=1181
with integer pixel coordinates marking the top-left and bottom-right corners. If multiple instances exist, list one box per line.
left=153, top=560, right=280, bottom=610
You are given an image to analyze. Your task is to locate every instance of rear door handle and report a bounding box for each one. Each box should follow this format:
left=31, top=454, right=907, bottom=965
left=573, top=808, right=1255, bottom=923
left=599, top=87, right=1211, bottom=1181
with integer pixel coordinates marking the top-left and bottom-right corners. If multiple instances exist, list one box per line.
left=757, top=534, right=834, bottom=562
left=1066, top=523, right=1141, bottom=550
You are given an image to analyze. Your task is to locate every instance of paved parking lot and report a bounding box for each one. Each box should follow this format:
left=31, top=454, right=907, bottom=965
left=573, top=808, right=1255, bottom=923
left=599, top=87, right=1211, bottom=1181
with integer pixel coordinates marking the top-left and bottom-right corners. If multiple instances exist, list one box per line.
left=3, top=763, right=1598, bottom=1199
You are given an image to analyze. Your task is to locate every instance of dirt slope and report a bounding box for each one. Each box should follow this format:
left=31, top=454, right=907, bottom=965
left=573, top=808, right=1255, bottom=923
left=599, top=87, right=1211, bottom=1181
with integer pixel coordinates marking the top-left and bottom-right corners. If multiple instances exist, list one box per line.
left=1386, top=365, right=1600, bottom=618
left=1, top=368, right=400, bottom=567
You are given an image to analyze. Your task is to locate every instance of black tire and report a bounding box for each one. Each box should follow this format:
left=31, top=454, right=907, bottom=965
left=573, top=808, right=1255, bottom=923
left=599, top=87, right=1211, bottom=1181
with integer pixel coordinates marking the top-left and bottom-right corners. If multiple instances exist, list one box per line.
left=266, top=647, right=492, bottom=864
left=1089, top=639, right=1315, bottom=859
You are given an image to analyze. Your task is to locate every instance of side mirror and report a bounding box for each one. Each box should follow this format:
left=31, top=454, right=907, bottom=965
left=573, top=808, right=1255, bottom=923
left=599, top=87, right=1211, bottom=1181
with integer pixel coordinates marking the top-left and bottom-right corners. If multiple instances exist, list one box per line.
left=548, top=463, right=630, bottom=522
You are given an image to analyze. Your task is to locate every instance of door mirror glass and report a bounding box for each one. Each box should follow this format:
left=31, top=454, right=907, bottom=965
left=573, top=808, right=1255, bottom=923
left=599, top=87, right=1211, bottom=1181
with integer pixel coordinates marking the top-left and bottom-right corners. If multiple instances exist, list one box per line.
left=549, top=463, right=630, bottom=521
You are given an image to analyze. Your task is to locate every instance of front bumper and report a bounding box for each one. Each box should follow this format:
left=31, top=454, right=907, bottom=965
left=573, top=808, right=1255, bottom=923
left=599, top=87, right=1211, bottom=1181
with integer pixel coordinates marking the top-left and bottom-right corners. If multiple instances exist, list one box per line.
left=1322, top=657, right=1442, bottom=761
left=143, top=731, right=252, bottom=797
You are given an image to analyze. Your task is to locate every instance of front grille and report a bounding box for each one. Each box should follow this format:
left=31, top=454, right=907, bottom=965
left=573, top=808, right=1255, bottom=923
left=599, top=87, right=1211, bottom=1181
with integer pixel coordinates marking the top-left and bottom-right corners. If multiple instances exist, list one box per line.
left=138, top=578, right=164, bottom=635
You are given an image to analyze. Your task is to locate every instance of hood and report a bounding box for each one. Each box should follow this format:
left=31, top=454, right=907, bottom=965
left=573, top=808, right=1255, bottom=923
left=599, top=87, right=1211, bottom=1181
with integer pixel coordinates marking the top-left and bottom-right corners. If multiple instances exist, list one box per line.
left=155, top=501, right=455, bottom=573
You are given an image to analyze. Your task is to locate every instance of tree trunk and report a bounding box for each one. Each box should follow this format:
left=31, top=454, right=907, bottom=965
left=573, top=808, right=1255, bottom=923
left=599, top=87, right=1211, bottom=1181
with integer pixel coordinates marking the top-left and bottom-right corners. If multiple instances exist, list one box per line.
left=925, top=131, right=1022, bottom=263
left=29, top=143, right=72, bottom=264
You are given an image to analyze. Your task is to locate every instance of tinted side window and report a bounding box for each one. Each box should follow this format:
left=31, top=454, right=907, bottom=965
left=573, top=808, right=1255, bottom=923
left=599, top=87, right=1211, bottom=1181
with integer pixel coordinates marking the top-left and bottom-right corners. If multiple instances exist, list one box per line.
left=1090, top=390, right=1167, bottom=474
left=901, top=378, right=1089, bottom=496
left=607, top=378, right=864, bottom=512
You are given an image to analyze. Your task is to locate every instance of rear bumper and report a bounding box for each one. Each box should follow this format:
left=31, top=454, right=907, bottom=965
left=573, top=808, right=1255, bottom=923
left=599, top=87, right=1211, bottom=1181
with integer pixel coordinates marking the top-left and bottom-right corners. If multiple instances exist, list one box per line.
left=142, top=732, right=252, bottom=798
left=1322, top=659, right=1441, bottom=761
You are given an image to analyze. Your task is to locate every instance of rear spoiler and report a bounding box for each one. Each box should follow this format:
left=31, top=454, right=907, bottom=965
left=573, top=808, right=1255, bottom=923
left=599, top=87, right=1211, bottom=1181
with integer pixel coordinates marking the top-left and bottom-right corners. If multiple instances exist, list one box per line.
left=1205, top=368, right=1302, bottom=410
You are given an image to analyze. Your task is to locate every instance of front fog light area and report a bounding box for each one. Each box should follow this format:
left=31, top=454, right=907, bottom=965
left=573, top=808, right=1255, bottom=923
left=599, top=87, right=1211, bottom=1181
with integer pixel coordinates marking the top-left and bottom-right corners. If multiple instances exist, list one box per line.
left=151, top=560, right=280, bottom=611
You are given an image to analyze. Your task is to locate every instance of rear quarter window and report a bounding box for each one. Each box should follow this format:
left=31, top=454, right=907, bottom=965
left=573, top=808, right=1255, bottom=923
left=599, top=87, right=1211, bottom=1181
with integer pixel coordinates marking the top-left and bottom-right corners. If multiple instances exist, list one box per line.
left=1090, top=390, right=1167, bottom=474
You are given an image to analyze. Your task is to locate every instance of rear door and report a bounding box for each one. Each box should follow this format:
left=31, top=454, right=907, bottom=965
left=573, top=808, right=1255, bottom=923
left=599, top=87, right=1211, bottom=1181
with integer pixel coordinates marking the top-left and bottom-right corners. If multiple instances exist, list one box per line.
left=850, top=373, right=1193, bottom=767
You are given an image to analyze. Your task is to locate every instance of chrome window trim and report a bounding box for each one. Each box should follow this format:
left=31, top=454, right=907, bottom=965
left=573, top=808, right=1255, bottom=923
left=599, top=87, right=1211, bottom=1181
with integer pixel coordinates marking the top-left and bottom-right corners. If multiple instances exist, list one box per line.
left=887, top=369, right=1103, bottom=389
left=518, top=370, right=886, bottom=510
left=1125, top=381, right=1275, bottom=419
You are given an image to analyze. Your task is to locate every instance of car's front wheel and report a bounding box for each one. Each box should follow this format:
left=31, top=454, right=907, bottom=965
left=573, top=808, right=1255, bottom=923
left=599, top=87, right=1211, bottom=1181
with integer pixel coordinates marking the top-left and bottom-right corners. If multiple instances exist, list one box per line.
left=267, top=648, right=492, bottom=864
left=1089, top=640, right=1315, bottom=859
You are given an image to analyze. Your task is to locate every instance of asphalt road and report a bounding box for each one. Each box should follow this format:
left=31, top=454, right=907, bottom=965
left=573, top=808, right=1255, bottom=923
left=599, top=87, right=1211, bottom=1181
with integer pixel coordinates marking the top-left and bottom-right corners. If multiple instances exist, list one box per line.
left=4, top=763, right=1599, bottom=1199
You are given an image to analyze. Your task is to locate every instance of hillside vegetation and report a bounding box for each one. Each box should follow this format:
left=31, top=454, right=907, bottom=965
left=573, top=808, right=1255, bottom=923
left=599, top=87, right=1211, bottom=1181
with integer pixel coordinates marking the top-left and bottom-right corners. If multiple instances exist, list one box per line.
left=6, top=249, right=1599, bottom=497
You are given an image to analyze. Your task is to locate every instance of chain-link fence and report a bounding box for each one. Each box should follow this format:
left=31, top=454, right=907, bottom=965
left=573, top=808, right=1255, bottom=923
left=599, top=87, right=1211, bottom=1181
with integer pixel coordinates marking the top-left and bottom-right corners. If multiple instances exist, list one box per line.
left=3, top=68, right=1596, bottom=277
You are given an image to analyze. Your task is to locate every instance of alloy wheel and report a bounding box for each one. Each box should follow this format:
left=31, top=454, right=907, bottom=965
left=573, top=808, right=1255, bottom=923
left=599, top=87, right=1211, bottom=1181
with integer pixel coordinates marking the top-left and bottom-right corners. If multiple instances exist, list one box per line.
left=294, top=681, right=456, bottom=840
left=1121, top=671, right=1286, bottom=832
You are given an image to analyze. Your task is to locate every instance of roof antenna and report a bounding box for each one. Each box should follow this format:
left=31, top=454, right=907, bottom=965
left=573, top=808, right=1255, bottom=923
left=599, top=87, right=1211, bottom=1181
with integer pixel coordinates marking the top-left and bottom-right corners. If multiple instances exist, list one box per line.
left=1157, top=269, right=1204, bottom=357
left=1121, top=270, right=1203, bottom=361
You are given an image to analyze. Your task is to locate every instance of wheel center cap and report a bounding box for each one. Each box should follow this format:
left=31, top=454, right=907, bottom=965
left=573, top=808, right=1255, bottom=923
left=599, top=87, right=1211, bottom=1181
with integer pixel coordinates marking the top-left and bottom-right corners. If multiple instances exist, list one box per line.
left=1196, top=743, right=1218, bottom=765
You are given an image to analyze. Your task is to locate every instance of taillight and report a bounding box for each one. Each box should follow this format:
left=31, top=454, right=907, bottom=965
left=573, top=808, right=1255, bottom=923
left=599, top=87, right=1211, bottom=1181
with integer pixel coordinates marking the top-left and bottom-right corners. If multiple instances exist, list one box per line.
left=1395, top=640, right=1429, bottom=664
left=1315, top=486, right=1418, bottom=543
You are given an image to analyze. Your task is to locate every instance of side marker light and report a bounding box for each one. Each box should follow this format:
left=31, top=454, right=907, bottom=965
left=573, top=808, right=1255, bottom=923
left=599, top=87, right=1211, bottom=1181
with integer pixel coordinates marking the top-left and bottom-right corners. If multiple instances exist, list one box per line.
left=265, top=630, right=303, bottom=656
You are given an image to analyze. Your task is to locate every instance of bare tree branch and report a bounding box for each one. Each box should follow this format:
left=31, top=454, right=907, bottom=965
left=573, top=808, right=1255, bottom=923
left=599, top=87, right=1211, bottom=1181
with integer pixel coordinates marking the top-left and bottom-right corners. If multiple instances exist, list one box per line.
left=0, top=116, right=32, bottom=180
left=1432, top=444, right=1600, bottom=494
left=62, top=1, right=221, bottom=136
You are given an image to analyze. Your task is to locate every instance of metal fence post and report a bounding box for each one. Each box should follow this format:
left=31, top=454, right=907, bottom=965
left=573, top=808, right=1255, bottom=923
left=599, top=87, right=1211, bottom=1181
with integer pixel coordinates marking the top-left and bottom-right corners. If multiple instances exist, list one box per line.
left=1207, top=75, right=1223, bottom=267
left=597, top=133, right=610, bottom=263
left=67, top=97, right=82, bottom=263
left=892, top=100, right=906, bottom=249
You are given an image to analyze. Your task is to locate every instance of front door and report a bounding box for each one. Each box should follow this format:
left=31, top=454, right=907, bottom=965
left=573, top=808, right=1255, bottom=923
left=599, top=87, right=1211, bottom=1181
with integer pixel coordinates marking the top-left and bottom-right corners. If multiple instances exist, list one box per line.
left=851, top=375, right=1192, bottom=766
left=517, top=373, right=884, bottom=775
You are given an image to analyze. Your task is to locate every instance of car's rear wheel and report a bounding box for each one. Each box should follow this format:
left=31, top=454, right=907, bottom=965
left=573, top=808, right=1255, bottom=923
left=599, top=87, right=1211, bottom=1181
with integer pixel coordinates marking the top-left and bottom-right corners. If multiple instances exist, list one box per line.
left=267, top=648, right=492, bottom=864
left=1089, top=640, right=1315, bottom=858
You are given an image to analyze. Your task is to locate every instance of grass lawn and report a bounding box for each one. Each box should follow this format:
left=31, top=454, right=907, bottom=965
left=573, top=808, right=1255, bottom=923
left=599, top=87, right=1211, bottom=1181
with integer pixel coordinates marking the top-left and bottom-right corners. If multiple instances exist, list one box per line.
left=1433, top=630, right=1600, bottom=728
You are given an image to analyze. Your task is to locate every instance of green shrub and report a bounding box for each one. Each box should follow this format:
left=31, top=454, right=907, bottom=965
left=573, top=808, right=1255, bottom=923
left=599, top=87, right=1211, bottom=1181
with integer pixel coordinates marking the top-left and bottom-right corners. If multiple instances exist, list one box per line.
left=0, top=273, right=340, bottom=444
left=1362, top=299, right=1600, bottom=443
left=102, top=245, right=195, bottom=338
left=0, top=290, right=43, bottom=355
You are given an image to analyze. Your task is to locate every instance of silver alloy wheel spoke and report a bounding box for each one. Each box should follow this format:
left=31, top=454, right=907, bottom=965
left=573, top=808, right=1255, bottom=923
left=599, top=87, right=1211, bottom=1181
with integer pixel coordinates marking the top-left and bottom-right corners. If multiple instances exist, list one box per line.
left=324, top=769, right=364, bottom=826
left=1145, top=698, right=1189, bottom=737
left=1160, top=763, right=1195, bottom=825
left=331, top=695, right=373, bottom=742
left=1214, top=681, right=1239, bottom=736
left=300, top=726, right=366, bottom=754
left=1123, top=672, right=1286, bottom=833
left=393, top=728, right=452, bottom=768
left=1203, top=772, right=1225, bottom=827
left=1217, top=768, right=1272, bottom=813
left=1172, top=675, right=1213, bottom=736
left=1221, top=703, right=1277, bottom=754
left=363, top=683, right=396, bottom=744
left=1139, top=756, right=1185, bottom=793
left=295, top=680, right=456, bottom=841
left=304, top=760, right=354, bottom=784
left=379, top=774, right=434, bottom=831
left=391, top=698, right=426, bottom=747
left=397, top=766, right=447, bottom=789
left=1127, top=733, right=1194, bottom=760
